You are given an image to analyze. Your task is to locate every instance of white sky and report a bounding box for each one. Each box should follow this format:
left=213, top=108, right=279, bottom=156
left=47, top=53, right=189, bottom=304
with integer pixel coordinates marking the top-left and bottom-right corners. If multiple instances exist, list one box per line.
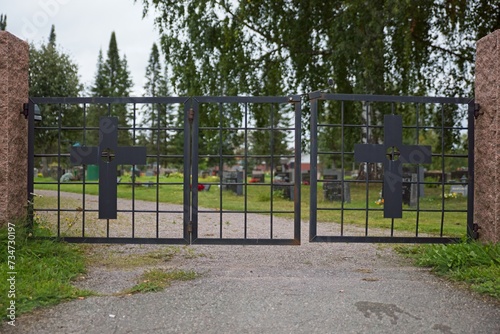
left=2, top=0, right=160, bottom=96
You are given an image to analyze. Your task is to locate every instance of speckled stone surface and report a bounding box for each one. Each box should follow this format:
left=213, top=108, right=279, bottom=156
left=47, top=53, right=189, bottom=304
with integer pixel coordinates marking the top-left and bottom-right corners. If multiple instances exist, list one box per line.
left=0, top=31, right=29, bottom=226
left=475, top=29, right=500, bottom=243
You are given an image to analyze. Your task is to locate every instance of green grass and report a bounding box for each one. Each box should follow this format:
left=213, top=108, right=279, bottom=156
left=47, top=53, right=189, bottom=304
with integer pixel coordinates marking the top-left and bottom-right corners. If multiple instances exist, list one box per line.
left=0, top=219, right=94, bottom=320
left=395, top=241, right=500, bottom=299
left=123, top=269, right=198, bottom=294
left=82, top=245, right=204, bottom=270
left=34, top=174, right=469, bottom=237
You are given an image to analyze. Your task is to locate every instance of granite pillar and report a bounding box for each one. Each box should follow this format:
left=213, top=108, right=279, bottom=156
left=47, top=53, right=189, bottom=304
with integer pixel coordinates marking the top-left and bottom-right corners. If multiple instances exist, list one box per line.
left=475, top=29, right=500, bottom=243
left=0, top=32, right=29, bottom=226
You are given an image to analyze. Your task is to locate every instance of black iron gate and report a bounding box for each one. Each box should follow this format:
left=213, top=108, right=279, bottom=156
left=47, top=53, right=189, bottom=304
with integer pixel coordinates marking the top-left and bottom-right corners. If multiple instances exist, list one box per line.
left=308, top=92, right=476, bottom=243
left=27, top=93, right=475, bottom=245
left=27, top=96, right=302, bottom=245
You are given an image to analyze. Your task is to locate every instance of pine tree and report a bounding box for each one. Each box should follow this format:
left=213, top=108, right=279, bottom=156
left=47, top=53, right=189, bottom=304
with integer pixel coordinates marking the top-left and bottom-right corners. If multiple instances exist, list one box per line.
left=89, top=32, right=133, bottom=146
left=0, top=14, right=7, bottom=30
left=140, top=43, right=184, bottom=169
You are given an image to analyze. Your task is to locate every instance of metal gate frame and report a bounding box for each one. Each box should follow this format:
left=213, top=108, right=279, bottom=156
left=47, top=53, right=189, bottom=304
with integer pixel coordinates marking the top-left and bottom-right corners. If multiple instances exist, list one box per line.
left=308, top=91, right=476, bottom=243
left=27, top=96, right=302, bottom=245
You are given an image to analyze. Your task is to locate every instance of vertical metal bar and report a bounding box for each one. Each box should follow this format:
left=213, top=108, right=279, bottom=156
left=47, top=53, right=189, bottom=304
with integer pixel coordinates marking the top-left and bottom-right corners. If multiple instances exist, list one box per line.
left=57, top=103, right=62, bottom=238
left=107, top=103, right=111, bottom=238
left=156, top=102, right=161, bottom=238
left=82, top=103, right=87, bottom=237
left=191, top=101, right=200, bottom=241
left=27, top=100, right=35, bottom=229
left=218, top=102, right=224, bottom=238
left=340, top=100, right=345, bottom=236
left=244, top=102, right=249, bottom=239
left=415, top=103, right=421, bottom=237
left=309, top=98, right=318, bottom=241
left=132, top=103, right=137, bottom=238
left=467, top=100, right=475, bottom=240
left=364, top=102, right=370, bottom=236
left=390, top=102, right=395, bottom=237
left=440, top=104, right=445, bottom=237
left=183, top=101, right=191, bottom=242
left=293, top=96, right=302, bottom=243
left=270, top=103, right=275, bottom=239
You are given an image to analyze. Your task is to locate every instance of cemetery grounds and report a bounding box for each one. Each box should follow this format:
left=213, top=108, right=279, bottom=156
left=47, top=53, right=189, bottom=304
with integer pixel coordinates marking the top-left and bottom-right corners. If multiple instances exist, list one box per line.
left=32, top=173, right=468, bottom=239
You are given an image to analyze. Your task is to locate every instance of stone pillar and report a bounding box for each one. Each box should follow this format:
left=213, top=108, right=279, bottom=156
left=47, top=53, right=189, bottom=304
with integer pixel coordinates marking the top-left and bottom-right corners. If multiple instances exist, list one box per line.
left=475, top=29, right=500, bottom=243
left=0, top=32, right=29, bottom=226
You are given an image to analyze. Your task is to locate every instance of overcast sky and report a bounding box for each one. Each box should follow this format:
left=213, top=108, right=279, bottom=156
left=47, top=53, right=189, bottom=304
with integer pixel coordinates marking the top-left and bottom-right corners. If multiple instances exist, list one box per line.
left=3, top=0, right=161, bottom=96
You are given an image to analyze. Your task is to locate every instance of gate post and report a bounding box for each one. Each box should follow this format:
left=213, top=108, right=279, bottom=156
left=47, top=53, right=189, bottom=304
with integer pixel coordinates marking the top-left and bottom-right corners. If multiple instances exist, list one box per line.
left=0, top=32, right=29, bottom=226
left=475, top=29, right=500, bottom=243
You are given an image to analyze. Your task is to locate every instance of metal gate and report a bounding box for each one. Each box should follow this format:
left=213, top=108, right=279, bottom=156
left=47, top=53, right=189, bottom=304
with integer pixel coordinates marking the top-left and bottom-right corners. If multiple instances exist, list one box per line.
left=27, top=96, right=302, bottom=245
left=308, top=92, right=476, bottom=243
left=27, top=93, right=475, bottom=245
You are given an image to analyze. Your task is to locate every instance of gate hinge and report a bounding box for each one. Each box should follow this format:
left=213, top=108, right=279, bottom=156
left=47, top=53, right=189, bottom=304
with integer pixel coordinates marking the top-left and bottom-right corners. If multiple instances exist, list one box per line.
left=21, top=103, right=42, bottom=121
left=21, top=103, right=29, bottom=119
left=188, top=221, right=193, bottom=233
left=474, top=103, right=482, bottom=119
left=188, top=108, right=195, bottom=124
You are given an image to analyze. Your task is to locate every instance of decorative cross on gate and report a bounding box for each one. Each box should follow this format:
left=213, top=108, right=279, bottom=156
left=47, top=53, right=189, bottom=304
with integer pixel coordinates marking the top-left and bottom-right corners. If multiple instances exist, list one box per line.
left=70, top=117, right=147, bottom=219
left=354, top=115, right=431, bottom=218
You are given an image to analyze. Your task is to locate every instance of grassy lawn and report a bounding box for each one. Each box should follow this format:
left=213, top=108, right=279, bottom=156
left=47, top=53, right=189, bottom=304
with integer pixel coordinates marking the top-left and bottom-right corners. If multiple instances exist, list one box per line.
left=0, top=219, right=94, bottom=321
left=33, top=174, right=469, bottom=237
left=396, top=242, right=500, bottom=300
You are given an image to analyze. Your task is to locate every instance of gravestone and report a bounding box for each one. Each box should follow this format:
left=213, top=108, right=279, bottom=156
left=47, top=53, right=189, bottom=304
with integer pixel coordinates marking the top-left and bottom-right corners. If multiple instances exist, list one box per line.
left=450, top=184, right=468, bottom=197
left=251, top=170, right=265, bottom=183
left=222, top=171, right=243, bottom=195
left=401, top=173, right=418, bottom=207
left=273, top=165, right=294, bottom=200
left=301, top=171, right=311, bottom=184
left=323, top=169, right=351, bottom=203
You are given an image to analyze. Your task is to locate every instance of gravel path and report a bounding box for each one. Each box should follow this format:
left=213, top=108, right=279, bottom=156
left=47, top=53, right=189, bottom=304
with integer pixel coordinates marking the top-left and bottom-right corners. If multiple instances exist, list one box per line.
left=3, top=191, right=499, bottom=333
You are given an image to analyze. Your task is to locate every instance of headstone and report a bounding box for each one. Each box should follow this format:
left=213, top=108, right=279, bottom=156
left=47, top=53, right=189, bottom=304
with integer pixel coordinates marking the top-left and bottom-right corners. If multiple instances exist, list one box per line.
left=322, top=169, right=351, bottom=203
left=222, top=171, right=243, bottom=195
left=301, top=171, right=311, bottom=184
left=450, top=184, right=468, bottom=197
left=251, top=170, right=265, bottom=183
left=273, top=166, right=294, bottom=200
left=402, top=173, right=418, bottom=207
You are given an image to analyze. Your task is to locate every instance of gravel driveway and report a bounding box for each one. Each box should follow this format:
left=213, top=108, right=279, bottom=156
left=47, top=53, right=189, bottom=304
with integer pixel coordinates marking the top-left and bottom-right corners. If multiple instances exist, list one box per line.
left=3, top=191, right=499, bottom=333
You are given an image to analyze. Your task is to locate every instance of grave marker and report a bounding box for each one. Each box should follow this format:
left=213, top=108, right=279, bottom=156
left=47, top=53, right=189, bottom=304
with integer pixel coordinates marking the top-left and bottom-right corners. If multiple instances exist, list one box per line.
left=322, top=169, right=351, bottom=203
left=222, top=170, right=244, bottom=195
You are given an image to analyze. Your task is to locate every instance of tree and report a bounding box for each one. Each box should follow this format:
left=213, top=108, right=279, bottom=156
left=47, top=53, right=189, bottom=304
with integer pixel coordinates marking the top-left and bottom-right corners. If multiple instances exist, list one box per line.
left=29, top=25, right=82, bottom=176
left=139, top=43, right=184, bottom=168
left=140, top=0, right=499, bottom=157
left=0, top=14, right=6, bottom=30
left=89, top=32, right=133, bottom=146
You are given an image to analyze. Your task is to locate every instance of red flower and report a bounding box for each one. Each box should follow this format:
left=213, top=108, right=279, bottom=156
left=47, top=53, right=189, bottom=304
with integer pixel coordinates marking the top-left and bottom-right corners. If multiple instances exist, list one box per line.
left=198, top=184, right=205, bottom=191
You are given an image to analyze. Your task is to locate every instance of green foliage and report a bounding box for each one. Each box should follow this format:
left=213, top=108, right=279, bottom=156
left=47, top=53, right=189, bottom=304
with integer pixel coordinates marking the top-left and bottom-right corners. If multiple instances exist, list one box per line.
left=88, top=32, right=133, bottom=146
left=0, top=14, right=6, bottom=30
left=138, top=43, right=184, bottom=167
left=29, top=25, right=83, bottom=176
left=125, top=269, right=197, bottom=294
left=139, top=0, right=499, bottom=153
left=0, top=219, right=94, bottom=318
left=396, top=241, right=500, bottom=299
